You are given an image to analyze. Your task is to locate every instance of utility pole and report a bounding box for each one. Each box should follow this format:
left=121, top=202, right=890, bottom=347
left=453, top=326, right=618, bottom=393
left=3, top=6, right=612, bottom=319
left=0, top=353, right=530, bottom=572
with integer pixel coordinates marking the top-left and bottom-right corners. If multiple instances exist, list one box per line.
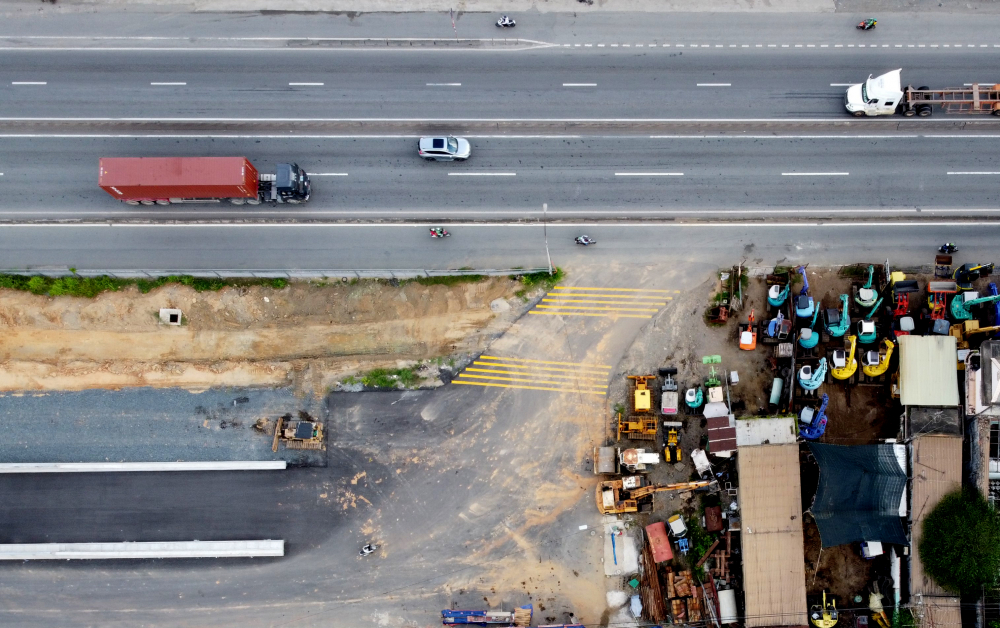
left=543, top=203, right=553, bottom=275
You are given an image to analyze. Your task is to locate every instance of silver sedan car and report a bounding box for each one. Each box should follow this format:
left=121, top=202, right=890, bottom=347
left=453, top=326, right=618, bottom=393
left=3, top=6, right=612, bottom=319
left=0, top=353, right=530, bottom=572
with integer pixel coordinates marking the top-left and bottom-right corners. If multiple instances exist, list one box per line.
left=418, top=136, right=471, bottom=162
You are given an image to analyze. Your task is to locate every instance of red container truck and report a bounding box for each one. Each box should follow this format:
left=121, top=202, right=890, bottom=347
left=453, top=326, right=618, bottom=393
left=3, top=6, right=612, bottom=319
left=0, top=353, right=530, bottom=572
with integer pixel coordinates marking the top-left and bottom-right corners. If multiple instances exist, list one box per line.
left=98, top=157, right=311, bottom=205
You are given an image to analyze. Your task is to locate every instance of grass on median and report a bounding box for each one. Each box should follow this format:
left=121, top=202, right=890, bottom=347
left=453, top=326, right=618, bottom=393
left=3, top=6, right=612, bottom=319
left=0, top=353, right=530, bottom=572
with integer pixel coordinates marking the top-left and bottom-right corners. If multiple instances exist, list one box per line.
left=344, top=367, right=419, bottom=390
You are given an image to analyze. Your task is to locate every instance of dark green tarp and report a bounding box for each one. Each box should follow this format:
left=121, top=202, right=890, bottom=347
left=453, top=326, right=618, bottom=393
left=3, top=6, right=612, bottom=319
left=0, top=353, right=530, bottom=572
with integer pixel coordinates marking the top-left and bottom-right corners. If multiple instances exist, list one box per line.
left=807, top=443, right=907, bottom=548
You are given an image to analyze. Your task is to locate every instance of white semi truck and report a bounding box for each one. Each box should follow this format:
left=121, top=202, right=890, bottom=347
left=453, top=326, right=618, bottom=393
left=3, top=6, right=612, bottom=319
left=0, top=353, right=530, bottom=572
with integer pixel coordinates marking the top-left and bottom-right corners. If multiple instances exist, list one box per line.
left=845, top=69, right=1000, bottom=117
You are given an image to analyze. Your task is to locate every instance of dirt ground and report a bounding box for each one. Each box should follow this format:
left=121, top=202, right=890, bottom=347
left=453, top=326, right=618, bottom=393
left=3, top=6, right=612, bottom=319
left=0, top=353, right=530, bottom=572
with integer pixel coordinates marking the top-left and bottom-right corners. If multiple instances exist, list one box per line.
left=0, top=278, right=530, bottom=395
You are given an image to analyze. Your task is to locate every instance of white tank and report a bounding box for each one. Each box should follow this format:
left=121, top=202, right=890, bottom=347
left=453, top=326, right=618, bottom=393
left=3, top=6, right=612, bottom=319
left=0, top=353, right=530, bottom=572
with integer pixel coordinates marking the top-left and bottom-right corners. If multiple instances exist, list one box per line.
left=718, top=588, right=738, bottom=624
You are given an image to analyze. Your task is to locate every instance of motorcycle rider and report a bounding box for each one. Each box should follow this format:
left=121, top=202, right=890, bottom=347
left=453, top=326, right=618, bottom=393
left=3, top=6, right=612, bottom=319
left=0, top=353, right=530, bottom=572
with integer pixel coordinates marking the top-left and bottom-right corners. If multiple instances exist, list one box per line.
left=430, top=227, right=449, bottom=238
left=575, top=235, right=595, bottom=245
left=939, top=242, right=958, bottom=254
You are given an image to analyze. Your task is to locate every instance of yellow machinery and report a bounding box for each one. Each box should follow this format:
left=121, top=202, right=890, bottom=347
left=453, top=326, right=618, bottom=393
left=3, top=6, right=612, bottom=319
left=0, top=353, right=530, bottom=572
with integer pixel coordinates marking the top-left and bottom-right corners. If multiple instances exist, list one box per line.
left=271, top=415, right=325, bottom=452
left=831, top=335, right=858, bottom=380
left=862, top=339, right=894, bottom=378
left=629, top=375, right=654, bottom=413
left=664, top=421, right=682, bottom=463
left=620, top=376, right=658, bottom=441
left=596, top=479, right=709, bottom=514
left=809, top=591, right=838, bottom=628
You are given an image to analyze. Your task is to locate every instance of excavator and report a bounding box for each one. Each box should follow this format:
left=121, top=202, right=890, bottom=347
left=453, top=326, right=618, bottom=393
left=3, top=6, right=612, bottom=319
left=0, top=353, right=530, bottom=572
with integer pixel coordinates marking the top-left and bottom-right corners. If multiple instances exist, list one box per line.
left=954, top=262, right=995, bottom=292
left=795, top=266, right=815, bottom=319
left=799, top=307, right=820, bottom=349
left=855, top=265, right=878, bottom=308
left=857, top=298, right=882, bottom=344
left=799, top=394, right=829, bottom=440
left=596, top=478, right=710, bottom=515
left=862, top=339, right=894, bottom=378
left=950, top=290, right=1000, bottom=322
left=799, top=357, right=828, bottom=391
left=739, top=309, right=758, bottom=350
left=831, top=335, right=858, bottom=380
left=768, top=282, right=790, bottom=307
left=826, top=294, right=850, bottom=338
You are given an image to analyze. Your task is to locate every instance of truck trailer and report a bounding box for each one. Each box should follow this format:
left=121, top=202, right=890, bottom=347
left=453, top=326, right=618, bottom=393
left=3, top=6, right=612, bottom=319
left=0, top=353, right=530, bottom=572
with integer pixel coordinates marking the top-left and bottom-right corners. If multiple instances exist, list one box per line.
left=845, top=69, right=1000, bottom=117
left=99, top=157, right=311, bottom=205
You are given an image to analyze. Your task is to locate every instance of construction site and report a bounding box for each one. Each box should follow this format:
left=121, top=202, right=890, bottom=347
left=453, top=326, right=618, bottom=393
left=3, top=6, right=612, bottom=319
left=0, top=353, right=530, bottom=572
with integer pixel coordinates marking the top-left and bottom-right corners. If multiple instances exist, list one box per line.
left=579, top=252, right=1000, bottom=628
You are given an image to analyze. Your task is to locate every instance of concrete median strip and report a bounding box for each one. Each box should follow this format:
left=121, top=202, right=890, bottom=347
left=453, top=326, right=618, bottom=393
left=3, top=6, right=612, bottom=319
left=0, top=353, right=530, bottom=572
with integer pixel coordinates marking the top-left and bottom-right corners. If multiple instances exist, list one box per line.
left=0, top=540, right=284, bottom=560
left=0, top=461, right=287, bottom=473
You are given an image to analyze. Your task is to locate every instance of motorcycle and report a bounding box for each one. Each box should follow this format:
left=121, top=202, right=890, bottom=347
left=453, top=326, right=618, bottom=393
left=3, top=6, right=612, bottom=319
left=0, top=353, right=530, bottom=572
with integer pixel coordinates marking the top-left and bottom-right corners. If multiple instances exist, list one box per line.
left=430, top=228, right=451, bottom=238
left=857, top=18, right=876, bottom=30
left=360, top=543, right=379, bottom=557
left=575, top=235, right=596, bottom=246
left=496, top=16, right=515, bottom=27
left=939, top=243, right=958, bottom=254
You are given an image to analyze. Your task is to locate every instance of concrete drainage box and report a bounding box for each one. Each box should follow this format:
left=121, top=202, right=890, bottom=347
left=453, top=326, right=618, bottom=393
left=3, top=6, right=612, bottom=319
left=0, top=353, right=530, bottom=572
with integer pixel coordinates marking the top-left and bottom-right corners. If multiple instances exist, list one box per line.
left=159, top=308, right=183, bottom=325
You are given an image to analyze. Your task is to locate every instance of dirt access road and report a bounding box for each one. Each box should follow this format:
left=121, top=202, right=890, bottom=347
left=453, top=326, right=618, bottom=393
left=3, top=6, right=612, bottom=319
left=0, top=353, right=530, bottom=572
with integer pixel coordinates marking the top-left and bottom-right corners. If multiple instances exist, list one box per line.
left=0, top=278, right=526, bottom=394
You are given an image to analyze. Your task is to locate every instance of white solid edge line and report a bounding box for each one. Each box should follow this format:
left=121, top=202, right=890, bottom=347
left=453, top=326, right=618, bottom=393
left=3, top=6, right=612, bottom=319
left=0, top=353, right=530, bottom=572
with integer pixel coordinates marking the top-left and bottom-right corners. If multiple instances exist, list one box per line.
left=1, top=220, right=998, bottom=228
left=1, top=134, right=999, bottom=140
left=781, top=172, right=849, bottom=176
left=310, top=173, right=349, bottom=176
left=10, top=82, right=46, bottom=85
left=947, top=171, right=1000, bottom=175
left=288, top=82, right=324, bottom=86
left=615, top=172, right=684, bottom=176
left=447, top=172, right=516, bottom=176
left=426, top=83, right=462, bottom=86
left=0, top=116, right=956, bottom=123
left=563, top=83, right=597, bottom=87
left=150, top=82, right=186, bottom=86
left=830, top=83, right=854, bottom=86
left=696, top=83, right=732, bottom=87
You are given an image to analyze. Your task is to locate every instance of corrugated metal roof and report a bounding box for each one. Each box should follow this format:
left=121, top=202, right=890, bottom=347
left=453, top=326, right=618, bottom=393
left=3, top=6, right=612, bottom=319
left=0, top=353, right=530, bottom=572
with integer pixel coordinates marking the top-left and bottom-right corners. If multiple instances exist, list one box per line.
left=899, top=336, right=959, bottom=407
left=910, top=435, right=962, bottom=600
left=738, top=444, right=807, bottom=627
left=707, top=415, right=737, bottom=454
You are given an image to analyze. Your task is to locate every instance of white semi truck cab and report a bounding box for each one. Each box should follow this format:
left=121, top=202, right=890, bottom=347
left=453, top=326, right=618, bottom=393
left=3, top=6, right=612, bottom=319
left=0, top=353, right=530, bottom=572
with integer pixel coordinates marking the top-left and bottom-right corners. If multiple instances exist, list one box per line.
left=845, top=69, right=904, bottom=117
left=846, top=69, right=1000, bottom=117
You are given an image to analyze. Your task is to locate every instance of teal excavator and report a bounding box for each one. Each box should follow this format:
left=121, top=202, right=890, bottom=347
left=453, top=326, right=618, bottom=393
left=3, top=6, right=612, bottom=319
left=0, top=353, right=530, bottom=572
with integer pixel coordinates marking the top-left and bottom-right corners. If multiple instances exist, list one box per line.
left=951, top=291, right=1000, bottom=322
left=826, top=294, right=850, bottom=338
left=799, top=357, right=828, bottom=391
left=768, top=282, right=790, bottom=308
left=857, top=298, right=882, bottom=344
left=799, top=307, right=820, bottom=349
left=856, top=265, right=878, bottom=308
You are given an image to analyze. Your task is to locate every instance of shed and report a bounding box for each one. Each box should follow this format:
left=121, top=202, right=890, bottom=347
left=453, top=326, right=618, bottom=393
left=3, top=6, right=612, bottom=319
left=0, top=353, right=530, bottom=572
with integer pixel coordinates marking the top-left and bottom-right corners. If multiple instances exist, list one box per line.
left=898, top=336, right=959, bottom=407
left=707, top=414, right=737, bottom=457
left=737, top=443, right=807, bottom=627
left=909, top=435, right=962, bottom=628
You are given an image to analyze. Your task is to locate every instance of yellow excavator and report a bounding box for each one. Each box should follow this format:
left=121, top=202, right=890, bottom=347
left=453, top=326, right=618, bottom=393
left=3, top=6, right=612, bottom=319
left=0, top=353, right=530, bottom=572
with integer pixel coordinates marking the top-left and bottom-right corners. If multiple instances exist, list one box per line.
left=831, top=335, right=858, bottom=380
left=862, top=339, right=894, bottom=378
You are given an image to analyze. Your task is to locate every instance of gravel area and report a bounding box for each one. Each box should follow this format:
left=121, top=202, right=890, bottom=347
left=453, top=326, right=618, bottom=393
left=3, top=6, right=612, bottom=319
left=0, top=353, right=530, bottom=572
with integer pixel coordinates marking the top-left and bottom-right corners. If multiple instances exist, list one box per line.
left=0, top=387, right=325, bottom=465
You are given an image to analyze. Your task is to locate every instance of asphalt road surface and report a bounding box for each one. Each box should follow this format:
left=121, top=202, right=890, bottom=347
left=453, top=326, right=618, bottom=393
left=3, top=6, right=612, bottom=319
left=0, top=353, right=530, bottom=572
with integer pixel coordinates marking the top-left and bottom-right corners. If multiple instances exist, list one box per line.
left=0, top=222, right=997, bottom=273
left=3, top=135, right=1000, bottom=220
left=2, top=48, right=999, bottom=119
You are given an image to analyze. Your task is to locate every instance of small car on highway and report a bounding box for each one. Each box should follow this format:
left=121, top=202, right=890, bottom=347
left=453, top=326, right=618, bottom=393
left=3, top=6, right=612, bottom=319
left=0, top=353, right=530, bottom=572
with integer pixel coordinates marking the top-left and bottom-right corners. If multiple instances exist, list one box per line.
left=418, top=136, right=471, bottom=162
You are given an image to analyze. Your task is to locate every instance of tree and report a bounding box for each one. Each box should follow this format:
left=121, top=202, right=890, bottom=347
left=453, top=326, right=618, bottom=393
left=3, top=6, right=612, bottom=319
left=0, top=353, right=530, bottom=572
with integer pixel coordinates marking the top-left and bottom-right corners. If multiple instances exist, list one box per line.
left=920, top=488, right=1000, bottom=594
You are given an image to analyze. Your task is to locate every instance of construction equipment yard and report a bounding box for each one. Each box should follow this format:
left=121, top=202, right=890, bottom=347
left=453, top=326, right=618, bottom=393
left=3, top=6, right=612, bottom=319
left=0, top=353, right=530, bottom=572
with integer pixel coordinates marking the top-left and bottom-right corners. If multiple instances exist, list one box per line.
left=0, top=251, right=996, bottom=628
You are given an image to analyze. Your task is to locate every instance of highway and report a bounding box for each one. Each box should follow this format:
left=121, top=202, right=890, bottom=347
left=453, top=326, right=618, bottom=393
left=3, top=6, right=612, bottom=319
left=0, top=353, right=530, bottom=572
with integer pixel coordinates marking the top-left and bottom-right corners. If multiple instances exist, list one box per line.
left=2, top=134, right=1000, bottom=220
left=2, top=48, right=999, bottom=119
left=0, top=222, right=996, bottom=273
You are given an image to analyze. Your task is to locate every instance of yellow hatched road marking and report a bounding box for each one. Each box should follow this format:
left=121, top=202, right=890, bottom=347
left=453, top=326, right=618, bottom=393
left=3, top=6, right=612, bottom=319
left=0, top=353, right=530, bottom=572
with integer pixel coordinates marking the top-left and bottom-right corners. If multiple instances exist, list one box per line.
left=480, top=356, right=612, bottom=368
left=543, top=298, right=668, bottom=305
left=458, top=374, right=607, bottom=390
left=537, top=304, right=660, bottom=312
left=530, top=311, right=652, bottom=319
left=473, top=362, right=610, bottom=376
left=467, top=366, right=608, bottom=380
left=552, top=286, right=679, bottom=293
left=454, top=380, right=606, bottom=395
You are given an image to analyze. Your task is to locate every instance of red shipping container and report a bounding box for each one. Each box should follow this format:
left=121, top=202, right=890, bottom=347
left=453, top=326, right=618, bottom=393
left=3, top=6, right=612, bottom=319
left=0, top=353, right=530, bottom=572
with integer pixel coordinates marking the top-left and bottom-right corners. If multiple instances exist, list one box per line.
left=99, top=157, right=258, bottom=202
left=646, top=521, right=673, bottom=563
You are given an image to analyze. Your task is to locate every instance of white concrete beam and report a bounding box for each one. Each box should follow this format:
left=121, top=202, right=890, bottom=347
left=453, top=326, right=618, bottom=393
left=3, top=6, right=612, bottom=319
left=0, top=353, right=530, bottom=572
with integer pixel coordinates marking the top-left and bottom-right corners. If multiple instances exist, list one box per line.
left=0, top=461, right=286, bottom=473
left=0, top=540, right=285, bottom=560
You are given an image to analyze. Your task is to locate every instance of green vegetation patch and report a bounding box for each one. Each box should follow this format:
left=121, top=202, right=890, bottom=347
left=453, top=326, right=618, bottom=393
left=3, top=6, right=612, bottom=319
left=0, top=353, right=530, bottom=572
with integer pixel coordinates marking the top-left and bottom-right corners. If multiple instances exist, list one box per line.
left=920, top=488, right=1000, bottom=593
left=414, top=274, right=487, bottom=287
left=515, top=267, right=565, bottom=298
left=358, top=367, right=419, bottom=390
left=0, top=274, right=287, bottom=298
